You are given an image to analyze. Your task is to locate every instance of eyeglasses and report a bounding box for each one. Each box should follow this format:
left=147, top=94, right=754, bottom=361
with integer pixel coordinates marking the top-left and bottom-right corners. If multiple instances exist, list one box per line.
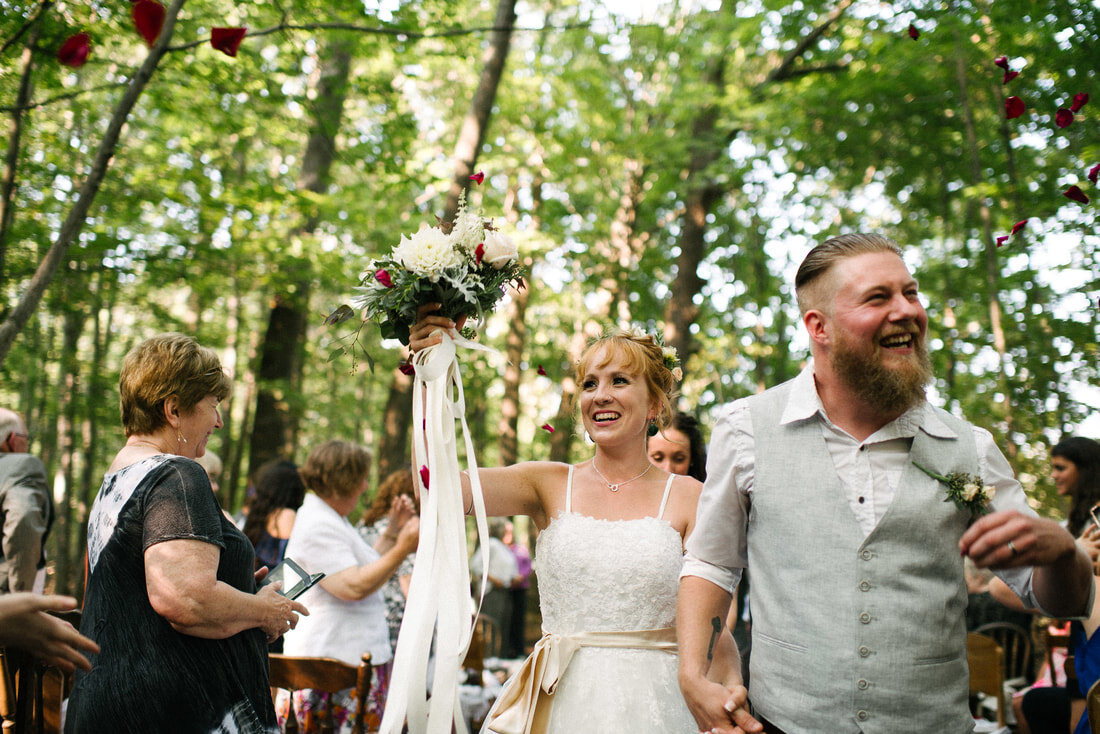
left=10, top=432, right=29, bottom=442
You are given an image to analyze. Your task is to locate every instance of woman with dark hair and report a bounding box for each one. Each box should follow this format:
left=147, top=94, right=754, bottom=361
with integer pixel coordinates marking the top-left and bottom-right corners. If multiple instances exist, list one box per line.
left=647, top=413, right=707, bottom=482
left=1053, top=436, right=1100, bottom=538
left=242, top=460, right=307, bottom=572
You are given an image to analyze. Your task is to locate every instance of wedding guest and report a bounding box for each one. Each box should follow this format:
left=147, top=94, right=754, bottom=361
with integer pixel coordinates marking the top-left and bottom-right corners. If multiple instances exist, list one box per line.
left=678, top=234, right=1092, bottom=733
left=65, top=333, right=306, bottom=733
left=0, top=407, right=52, bottom=594
left=356, top=467, right=419, bottom=650
left=195, top=448, right=234, bottom=522
left=0, top=593, right=98, bottom=672
left=648, top=412, right=707, bottom=482
left=504, top=520, right=532, bottom=658
left=280, top=440, right=419, bottom=733
left=1053, top=437, right=1100, bottom=538
left=469, top=518, right=518, bottom=654
left=410, top=308, right=753, bottom=733
left=242, top=459, right=306, bottom=572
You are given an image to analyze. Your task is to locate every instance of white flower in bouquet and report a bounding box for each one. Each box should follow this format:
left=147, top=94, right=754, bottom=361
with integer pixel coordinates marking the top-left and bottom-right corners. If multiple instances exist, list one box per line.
left=449, top=208, right=486, bottom=257
left=393, top=225, right=464, bottom=280
left=481, top=231, right=518, bottom=269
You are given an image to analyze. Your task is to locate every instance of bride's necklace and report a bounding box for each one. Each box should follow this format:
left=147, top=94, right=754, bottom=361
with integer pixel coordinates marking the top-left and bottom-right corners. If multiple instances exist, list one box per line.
left=591, top=458, right=652, bottom=492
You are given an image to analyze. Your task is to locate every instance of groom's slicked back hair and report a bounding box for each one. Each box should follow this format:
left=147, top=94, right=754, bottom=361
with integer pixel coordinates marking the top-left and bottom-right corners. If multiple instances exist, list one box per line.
left=795, top=233, right=904, bottom=316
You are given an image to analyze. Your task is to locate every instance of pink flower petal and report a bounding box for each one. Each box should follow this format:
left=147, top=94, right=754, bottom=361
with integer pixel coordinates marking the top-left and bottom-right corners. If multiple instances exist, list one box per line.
left=1064, top=185, right=1090, bottom=204
left=1002, top=70, right=1018, bottom=84
left=1011, top=219, right=1028, bottom=235
left=994, top=55, right=1009, bottom=70
left=908, top=23, right=919, bottom=40
left=995, top=235, right=1009, bottom=248
left=537, top=365, right=547, bottom=376
left=132, top=0, right=165, bottom=46
left=1088, top=164, right=1100, bottom=184
left=469, top=171, right=485, bottom=185
left=398, top=363, right=415, bottom=376
left=374, top=268, right=393, bottom=288
left=1071, top=93, right=1089, bottom=113
left=1056, top=108, right=1074, bottom=128
left=1005, top=96, right=1026, bottom=120
left=419, top=465, right=430, bottom=490
left=541, top=423, right=555, bottom=434
left=57, top=33, right=91, bottom=68
left=211, top=27, right=247, bottom=57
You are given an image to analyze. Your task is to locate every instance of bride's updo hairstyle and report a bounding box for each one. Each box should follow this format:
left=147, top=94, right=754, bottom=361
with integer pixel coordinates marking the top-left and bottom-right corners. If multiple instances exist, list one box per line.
left=573, top=328, right=678, bottom=431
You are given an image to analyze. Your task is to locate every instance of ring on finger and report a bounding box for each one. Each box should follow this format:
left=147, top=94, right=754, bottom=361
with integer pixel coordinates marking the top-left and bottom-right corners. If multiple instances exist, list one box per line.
left=1007, top=539, right=1019, bottom=556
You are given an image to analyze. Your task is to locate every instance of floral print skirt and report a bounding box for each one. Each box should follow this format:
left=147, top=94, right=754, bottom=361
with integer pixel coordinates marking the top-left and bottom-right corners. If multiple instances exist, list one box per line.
left=275, top=660, right=392, bottom=733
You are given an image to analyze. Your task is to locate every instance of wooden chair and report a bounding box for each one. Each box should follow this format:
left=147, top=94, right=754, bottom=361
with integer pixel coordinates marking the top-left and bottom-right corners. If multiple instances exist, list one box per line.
left=967, top=632, right=1007, bottom=727
left=476, top=614, right=503, bottom=660
left=269, top=653, right=372, bottom=734
left=975, top=621, right=1034, bottom=688
left=1087, top=678, right=1100, bottom=734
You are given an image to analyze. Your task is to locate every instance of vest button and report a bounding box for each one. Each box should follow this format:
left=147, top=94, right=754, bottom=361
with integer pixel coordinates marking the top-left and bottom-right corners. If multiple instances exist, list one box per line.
left=859, top=580, right=871, bottom=592
left=861, top=550, right=873, bottom=560
left=859, top=612, right=871, bottom=624
left=859, top=646, right=871, bottom=657
left=857, top=710, right=869, bottom=721
left=857, top=679, right=870, bottom=690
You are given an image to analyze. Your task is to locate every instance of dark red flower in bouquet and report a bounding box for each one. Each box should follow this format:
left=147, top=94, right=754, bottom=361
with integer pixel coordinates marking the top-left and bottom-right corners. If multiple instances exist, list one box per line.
left=541, top=423, right=555, bottom=434
left=994, top=56, right=1009, bottom=70
left=1088, top=164, right=1100, bottom=184
left=1064, top=186, right=1090, bottom=204
left=537, top=365, right=547, bottom=376
left=57, top=33, right=91, bottom=67
left=374, top=268, right=394, bottom=288
left=211, top=27, right=247, bottom=57
left=398, top=363, right=415, bottom=376
left=1056, top=109, right=1074, bottom=128
left=475, top=243, right=485, bottom=265
left=1071, top=93, right=1089, bottom=113
left=1002, top=71, right=1018, bottom=84
left=469, top=171, right=485, bottom=185
left=1005, top=96, right=1025, bottom=119
left=1011, top=219, right=1028, bottom=235
left=419, top=465, right=430, bottom=489
left=132, top=0, right=165, bottom=46
left=908, top=24, right=919, bottom=40
left=995, top=235, right=1009, bottom=248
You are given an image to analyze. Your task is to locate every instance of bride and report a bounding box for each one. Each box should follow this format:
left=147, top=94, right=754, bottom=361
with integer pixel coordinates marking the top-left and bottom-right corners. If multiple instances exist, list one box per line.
left=409, top=306, right=758, bottom=734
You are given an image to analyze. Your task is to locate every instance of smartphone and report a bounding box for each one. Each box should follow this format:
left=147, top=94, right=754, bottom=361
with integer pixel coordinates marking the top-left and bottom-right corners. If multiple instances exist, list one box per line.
left=1090, top=506, right=1100, bottom=531
left=261, top=558, right=324, bottom=600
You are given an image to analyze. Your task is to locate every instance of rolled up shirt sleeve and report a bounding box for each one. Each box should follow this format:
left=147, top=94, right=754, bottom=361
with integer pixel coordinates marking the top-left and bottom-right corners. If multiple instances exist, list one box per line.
left=682, top=401, right=753, bottom=596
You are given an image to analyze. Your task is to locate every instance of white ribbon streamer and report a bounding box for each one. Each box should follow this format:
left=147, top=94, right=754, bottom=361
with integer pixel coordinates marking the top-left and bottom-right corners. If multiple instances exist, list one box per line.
left=380, top=330, right=495, bottom=734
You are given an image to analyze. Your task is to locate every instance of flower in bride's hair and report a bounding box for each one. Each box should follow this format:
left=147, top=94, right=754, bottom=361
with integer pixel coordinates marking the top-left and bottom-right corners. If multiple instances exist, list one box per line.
left=626, top=325, right=649, bottom=340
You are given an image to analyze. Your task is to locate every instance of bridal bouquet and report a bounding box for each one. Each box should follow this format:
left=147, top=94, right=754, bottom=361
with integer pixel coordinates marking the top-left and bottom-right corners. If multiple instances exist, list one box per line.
left=328, top=186, right=524, bottom=351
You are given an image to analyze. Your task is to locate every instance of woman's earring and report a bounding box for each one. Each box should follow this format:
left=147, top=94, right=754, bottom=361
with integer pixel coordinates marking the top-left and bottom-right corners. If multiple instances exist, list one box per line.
left=647, top=422, right=658, bottom=437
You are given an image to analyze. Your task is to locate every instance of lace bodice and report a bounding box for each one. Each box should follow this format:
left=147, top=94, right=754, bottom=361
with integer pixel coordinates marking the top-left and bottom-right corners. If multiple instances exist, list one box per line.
left=534, top=468, right=684, bottom=635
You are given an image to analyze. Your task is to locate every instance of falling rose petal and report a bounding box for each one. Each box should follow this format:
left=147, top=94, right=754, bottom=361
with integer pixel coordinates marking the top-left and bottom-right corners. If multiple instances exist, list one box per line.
left=907, top=23, right=919, bottom=40
left=1005, top=96, right=1025, bottom=119
left=398, top=363, right=415, bottom=376
left=57, top=33, right=91, bottom=67
left=419, top=465, right=430, bottom=490
left=1055, top=108, right=1074, bottom=128
left=211, top=27, right=247, bottom=57
left=1088, top=164, right=1100, bottom=184
left=541, top=423, right=555, bottom=434
left=1071, top=93, right=1089, bottom=113
left=374, top=268, right=393, bottom=288
left=1002, top=70, right=1018, bottom=84
left=475, top=243, right=485, bottom=265
left=994, top=55, right=1009, bottom=70
left=469, top=171, right=485, bottom=185
left=1011, top=219, right=1028, bottom=235
left=537, top=365, right=547, bottom=376
left=995, top=235, right=1009, bottom=248
left=1064, top=185, right=1090, bottom=204
left=132, top=0, right=165, bottom=46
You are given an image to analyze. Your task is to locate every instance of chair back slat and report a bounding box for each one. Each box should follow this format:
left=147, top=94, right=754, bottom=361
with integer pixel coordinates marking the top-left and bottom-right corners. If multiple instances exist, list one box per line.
left=269, top=653, right=372, bottom=734
left=967, top=632, right=1007, bottom=726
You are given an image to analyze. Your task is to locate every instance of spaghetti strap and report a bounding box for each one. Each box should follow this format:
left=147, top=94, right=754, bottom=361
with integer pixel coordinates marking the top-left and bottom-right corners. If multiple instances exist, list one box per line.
left=656, top=474, right=675, bottom=520
left=565, top=464, right=574, bottom=513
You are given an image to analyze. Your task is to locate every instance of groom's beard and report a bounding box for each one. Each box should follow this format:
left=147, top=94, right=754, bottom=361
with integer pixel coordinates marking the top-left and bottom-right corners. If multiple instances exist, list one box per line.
left=831, top=330, right=933, bottom=416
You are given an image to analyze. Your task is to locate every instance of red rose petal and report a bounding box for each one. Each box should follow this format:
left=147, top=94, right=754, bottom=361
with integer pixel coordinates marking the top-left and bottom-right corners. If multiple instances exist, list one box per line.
left=132, top=0, right=165, bottom=46
left=211, top=27, right=247, bottom=57
left=469, top=171, right=485, bottom=185
left=1010, top=219, right=1028, bottom=235
left=475, top=243, right=485, bottom=265
left=1056, top=108, right=1074, bottom=128
left=374, top=268, right=393, bottom=288
left=419, top=465, right=430, bottom=489
left=1005, top=96, right=1026, bottom=119
left=537, top=365, right=547, bottom=376
left=1002, top=70, right=1018, bottom=84
left=57, top=33, right=90, bottom=68
left=541, top=423, right=555, bottom=434
left=398, top=363, right=415, bottom=376
left=908, top=23, right=919, bottom=40
left=994, top=55, right=1009, bottom=70
left=995, top=235, right=1009, bottom=248
left=1064, top=185, right=1090, bottom=204
left=1088, top=164, right=1100, bottom=184
left=1071, top=93, right=1089, bottom=113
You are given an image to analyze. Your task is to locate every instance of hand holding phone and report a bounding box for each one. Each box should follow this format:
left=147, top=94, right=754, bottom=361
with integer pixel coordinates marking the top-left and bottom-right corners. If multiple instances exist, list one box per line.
left=261, top=558, right=324, bottom=600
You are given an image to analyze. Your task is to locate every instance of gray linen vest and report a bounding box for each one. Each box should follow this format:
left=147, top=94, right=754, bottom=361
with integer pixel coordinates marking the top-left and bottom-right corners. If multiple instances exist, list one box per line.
left=746, top=380, right=977, bottom=733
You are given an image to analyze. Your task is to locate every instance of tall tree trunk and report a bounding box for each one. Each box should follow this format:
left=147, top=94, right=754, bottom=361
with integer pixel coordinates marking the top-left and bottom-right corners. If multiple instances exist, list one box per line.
left=249, top=39, right=352, bottom=474
left=53, top=307, right=84, bottom=595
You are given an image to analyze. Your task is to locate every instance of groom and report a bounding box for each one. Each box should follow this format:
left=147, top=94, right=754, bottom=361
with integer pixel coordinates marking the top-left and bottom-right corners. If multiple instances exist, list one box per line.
left=677, top=234, right=1092, bottom=733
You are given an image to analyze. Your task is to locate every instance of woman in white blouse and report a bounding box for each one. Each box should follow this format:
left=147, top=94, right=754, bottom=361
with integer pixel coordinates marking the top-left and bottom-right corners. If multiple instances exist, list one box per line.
left=280, top=440, right=419, bottom=732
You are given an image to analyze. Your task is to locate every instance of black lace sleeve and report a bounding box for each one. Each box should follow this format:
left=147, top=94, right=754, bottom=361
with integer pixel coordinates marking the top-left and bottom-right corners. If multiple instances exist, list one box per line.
left=141, top=457, right=226, bottom=551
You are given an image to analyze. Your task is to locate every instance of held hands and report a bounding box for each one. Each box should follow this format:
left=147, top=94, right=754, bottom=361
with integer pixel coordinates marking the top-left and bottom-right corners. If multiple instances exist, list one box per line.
left=680, top=675, right=761, bottom=734
left=408, top=303, right=467, bottom=355
left=0, top=593, right=99, bottom=673
left=960, top=509, right=1076, bottom=569
left=256, top=582, right=309, bottom=644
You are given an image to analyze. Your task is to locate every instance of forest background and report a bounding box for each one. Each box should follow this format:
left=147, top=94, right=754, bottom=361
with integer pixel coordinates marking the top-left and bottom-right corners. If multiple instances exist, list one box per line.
left=0, top=0, right=1097, bottom=599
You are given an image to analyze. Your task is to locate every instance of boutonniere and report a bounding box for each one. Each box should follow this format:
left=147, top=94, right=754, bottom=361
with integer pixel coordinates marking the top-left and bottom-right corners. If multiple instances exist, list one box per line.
left=913, top=461, right=996, bottom=517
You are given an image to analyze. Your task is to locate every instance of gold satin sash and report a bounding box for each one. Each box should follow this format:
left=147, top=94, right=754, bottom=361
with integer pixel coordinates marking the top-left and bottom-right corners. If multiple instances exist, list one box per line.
left=483, top=627, right=678, bottom=734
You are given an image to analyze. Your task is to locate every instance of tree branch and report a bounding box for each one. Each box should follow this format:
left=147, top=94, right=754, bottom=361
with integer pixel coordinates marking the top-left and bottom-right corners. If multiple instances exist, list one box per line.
left=760, top=0, right=853, bottom=86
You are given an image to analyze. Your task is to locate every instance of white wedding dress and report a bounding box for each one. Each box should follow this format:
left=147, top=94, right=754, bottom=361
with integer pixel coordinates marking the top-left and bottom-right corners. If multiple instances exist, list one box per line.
left=528, top=466, right=698, bottom=733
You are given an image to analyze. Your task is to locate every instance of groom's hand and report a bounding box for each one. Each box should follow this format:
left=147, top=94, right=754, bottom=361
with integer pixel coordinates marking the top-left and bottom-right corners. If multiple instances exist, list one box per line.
left=680, top=676, right=761, bottom=734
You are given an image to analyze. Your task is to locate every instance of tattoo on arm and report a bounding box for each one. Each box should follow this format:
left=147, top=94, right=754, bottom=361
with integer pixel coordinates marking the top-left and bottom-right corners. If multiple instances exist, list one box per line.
left=707, top=616, right=721, bottom=661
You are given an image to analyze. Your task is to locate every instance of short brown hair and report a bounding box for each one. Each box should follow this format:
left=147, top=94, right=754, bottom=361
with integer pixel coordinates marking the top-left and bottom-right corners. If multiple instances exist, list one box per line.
left=120, top=333, right=231, bottom=436
left=300, top=439, right=372, bottom=500
left=361, top=467, right=418, bottom=526
left=573, top=330, right=677, bottom=430
left=795, top=234, right=903, bottom=315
